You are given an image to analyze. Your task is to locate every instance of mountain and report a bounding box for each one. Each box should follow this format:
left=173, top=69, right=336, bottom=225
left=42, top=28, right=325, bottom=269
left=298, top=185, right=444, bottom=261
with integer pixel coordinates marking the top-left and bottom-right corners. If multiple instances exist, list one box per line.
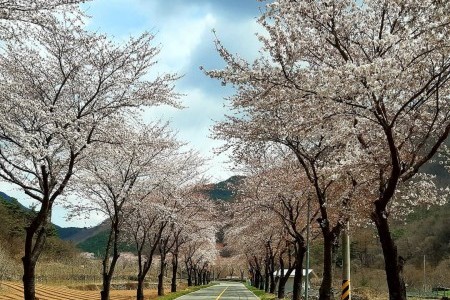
left=0, top=191, right=29, bottom=210
left=56, top=221, right=109, bottom=244
left=205, top=175, right=244, bottom=201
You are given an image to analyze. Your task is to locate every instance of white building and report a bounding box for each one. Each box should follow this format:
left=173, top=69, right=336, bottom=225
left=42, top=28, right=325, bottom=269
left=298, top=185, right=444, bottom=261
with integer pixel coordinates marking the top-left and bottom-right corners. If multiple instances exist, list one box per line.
left=273, top=269, right=316, bottom=294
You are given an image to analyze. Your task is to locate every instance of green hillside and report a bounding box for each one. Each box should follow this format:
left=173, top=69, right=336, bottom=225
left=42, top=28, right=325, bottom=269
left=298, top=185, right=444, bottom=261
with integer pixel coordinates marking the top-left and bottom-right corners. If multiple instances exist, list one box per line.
left=0, top=193, right=80, bottom=262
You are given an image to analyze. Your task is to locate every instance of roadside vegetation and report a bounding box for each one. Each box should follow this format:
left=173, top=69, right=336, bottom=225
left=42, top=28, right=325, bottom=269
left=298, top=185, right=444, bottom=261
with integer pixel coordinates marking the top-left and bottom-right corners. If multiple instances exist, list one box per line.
left=245, top=283, right=277, bottom=300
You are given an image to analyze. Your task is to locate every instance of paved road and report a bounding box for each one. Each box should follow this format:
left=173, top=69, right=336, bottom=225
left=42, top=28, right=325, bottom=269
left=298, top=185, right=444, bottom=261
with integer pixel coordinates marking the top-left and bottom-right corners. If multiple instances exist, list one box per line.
left=176, top=282, right=259, bottom=300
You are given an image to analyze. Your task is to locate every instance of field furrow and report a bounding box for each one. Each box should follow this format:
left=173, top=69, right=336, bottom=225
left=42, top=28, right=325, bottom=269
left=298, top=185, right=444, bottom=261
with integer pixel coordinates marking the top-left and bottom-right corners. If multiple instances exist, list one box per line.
left=0, top=282, right=158, bottom=300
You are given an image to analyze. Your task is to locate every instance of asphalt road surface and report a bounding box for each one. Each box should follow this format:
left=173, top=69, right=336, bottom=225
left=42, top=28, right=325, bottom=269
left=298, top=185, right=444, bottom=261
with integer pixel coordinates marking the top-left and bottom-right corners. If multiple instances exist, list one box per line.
left=176, top=282, right=259, bottom=300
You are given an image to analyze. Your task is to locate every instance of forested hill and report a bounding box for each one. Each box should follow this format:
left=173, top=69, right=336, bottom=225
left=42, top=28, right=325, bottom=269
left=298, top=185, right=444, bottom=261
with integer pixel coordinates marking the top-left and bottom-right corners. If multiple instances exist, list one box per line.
left=204, top=175, right=244, bottom=201
left=0, top=193, right=80, bottom=261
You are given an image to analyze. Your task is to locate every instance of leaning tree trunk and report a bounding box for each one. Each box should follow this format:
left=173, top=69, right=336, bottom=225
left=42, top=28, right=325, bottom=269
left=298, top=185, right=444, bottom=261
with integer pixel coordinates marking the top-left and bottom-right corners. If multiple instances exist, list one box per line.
left=373, top=207, right=407, bottom=300
left=277, top=274, right=289, bottom=299
left=101, top=253, right=120, bottom=300
left=277, top=253, right=294, bottom=299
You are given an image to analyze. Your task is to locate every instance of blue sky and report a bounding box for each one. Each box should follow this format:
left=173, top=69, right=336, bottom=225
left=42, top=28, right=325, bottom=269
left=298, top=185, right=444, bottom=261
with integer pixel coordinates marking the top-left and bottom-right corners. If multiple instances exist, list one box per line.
left=1, top=0, right=265, bottom=227
left=82, top=0, right=264, bottom=181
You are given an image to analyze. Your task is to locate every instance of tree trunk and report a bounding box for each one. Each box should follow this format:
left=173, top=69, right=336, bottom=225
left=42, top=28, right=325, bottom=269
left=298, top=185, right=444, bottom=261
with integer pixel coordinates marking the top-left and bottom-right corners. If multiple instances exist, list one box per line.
left=101, top=273, right=112, bottom=300
left=101, top=223, right=120, bottom=300
left=269, top=255, right=276, bottom=294
left=264, top=266, right=269, bottom=292
left=194, top=268, right=198, bottom=286
left=187, top=270, right=193, bottom=286
left=22, top=208, right=50, bottom=300
left=277, top=254, right=293, bottom=299
left=259, top=274, right=264, bottom=290
left=277, top=276, right=287, bottom=299
left=136, top=275, right=145, bottom=300
left=157, top=272, right=164, bottom=296
left=254, top=270, right=260, bottom=290
left=202, top=271, right=207, bottom=285
left=157, top=255, right=166, bottom=296
left=22, top=259, right=37, bottom=300
left=249, top=268, right=255, bottom=286
left=269, top=270, right=276, bottom=294
left=292, top=246, right=306, bottom=300
left=171, top=254, right=178, bottom=292
left=373, top=209, right=407, bottom=300
left=319, top=235, right=334, bottom=300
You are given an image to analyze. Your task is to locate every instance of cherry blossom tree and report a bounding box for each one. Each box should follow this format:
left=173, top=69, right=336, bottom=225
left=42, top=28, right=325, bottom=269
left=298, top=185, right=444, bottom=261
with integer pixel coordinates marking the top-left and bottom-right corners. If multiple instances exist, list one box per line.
left=240, top=140, right=360, bottom=300
left=225, top=214, right=278, bottom=291
left=152, top=153, right=208, bottom=296
left=182, top=228, right=217, bottom=287
left=0, top=0, right=88, bottom=39
left=123, top=194, right=168, bottom=300
left=224, top=166, right=307, bottom=299
left=168, top=189, right=216, bottom=292
left=206, top=1, right=450, bottom=299
left=121, top=149, right=209, bottom=299
left=441, top=145, right=450, bottom=173
left=73, top=122, right=182, bottom=300
left=0, top=19, right=179, bottom=300
left=238, top=158, right=317, bottom=300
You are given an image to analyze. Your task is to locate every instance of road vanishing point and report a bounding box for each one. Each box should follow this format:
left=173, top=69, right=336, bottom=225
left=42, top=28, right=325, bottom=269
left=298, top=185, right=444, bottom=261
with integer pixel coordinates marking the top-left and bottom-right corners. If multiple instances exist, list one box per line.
left=176, top=282, right=259, bottom=300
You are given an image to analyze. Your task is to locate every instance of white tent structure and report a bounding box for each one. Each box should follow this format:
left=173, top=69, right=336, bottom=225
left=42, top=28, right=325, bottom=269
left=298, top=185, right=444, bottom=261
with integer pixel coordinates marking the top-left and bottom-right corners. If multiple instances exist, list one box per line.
left=273, top=269, right=315, bottom=294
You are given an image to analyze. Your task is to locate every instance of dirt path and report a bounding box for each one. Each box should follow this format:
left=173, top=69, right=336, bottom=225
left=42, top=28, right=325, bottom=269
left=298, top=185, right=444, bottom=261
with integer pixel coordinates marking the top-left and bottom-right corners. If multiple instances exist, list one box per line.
left=0, top=282, right=158, bottom=300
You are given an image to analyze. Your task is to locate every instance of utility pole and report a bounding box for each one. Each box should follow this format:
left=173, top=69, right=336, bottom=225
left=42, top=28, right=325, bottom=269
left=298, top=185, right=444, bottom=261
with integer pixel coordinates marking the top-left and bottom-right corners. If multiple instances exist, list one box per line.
left=423, top=254, right=426, bottom=296
left=341, top=220, right=351, bottom=300
left=304, top=196, right=311, bottom=300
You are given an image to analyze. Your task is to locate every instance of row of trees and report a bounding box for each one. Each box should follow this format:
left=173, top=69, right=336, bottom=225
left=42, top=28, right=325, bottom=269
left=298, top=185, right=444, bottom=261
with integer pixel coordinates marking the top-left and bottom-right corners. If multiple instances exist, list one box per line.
left=206, top=1, right=450, bottom=300
left=0, top=1, right=218, bottom=300
left=70, top=122, right=219, bottom=300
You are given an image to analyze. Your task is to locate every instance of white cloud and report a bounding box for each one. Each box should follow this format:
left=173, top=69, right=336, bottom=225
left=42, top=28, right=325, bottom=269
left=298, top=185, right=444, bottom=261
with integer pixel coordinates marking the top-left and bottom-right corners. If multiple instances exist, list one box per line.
left=155, top=13, right=217, bottom=72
